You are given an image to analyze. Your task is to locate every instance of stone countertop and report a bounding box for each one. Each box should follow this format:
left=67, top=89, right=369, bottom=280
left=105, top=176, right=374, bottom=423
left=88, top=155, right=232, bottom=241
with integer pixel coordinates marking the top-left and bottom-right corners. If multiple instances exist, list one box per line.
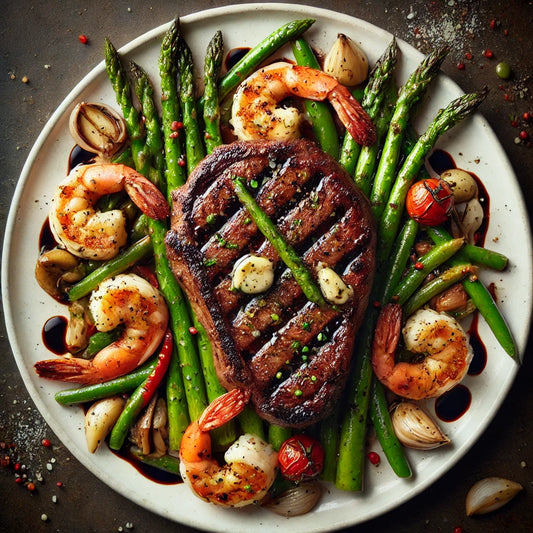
left=1, top=1, right=531, bottom=532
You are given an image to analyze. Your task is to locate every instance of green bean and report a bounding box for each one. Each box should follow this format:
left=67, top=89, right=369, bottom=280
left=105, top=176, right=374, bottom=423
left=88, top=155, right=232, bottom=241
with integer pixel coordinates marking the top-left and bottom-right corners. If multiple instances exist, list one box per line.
left=369, top=380, right=412, bottom=478
left=218, top=19, right=315, bottom=101
left=130, top=451, right=181, bottom=475
left=233, top=176, right=327, bottom=308
left=292, top=38, right=340, bottom=158
left=203, top=30, right=224, bottom=153
left=54, top=358, right=158, bottom=405
left=427, top=229, right=517, bottom=359
left=83, top=328, right=122, bottom=359
left=402, top=263, right=476, bottom=317
left=67, top=236, right=153, bottom=301
left=426, top=226, right=508, bottom=271
left=380, top=218, right=419, bottom=305
left=393, top=237, right=465, bottom=305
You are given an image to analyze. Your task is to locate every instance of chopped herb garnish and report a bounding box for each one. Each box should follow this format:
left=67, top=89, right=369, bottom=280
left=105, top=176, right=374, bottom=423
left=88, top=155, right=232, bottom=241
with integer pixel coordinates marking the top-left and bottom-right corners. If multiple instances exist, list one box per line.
left=317, top=332, right=327, bottom=342
left=291, top=340, right=301, bottom=350
left=270, top=313, right=280, bottom=322
left=302, top=321, right=311, bottom=331
left=294, top=389, right=303, bottom=397
left=203, top=258, right=217, bottom=267
left=276, top=371, right=282, bottom=379
left=206, top=213, right=217, bottom=224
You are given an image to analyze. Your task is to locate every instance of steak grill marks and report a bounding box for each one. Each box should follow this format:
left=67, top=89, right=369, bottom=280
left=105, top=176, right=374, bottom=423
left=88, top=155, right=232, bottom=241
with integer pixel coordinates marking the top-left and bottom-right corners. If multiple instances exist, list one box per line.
left=166, top=140, right=376, bottom=427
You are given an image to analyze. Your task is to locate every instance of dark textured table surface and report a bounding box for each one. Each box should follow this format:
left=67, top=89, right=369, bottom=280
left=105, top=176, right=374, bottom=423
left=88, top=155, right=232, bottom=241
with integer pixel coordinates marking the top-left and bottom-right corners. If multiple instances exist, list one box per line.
left=1, top=1, right=532, bottom=532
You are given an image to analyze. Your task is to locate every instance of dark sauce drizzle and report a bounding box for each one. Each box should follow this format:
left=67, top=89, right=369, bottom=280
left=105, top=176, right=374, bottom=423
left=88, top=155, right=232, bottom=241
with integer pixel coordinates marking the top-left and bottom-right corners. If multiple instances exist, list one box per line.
left=42, top=316, right=68, bottom=355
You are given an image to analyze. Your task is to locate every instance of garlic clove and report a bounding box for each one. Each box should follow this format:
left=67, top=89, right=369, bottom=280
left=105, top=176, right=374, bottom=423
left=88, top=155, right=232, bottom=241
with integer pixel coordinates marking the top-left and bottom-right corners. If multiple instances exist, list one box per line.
left=317, top=264, right=354, bottom=304
left=69, top=102, right=127, bottom=158
left=466, top=477, right=523, bottom=516
left=85, top=396, right=125, bottom=453
left=440, top=168, right=478, bottom=204
left=391, top=401, right=450, bottom=450
left=459, top=197, right=484, bottom=245
left=263, top=481, right=322, bottom=516
left=231, top=254, right=275, bottom=294
left=324, top=33, right=369, bottom=86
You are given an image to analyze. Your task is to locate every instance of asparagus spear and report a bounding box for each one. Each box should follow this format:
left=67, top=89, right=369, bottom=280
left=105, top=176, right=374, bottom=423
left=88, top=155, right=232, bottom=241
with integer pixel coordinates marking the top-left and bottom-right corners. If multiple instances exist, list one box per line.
left=159, top=18, right=187, bottom=195
left=106, top=39, right=207, bottom=440
left=130, top=60, right=165, bottom=192
left=341, top=38, right=399, bottom=176
left=369, top=46, right=449, bottom=220
left=233, top=176, right=328, bottom=309
left=178, top=35, right=206, bottom=174
left=203, top=30, right=224, bottom=153
left=377, top=88, right=489, bottom=266
left=104, top=39, right=150, bottom=176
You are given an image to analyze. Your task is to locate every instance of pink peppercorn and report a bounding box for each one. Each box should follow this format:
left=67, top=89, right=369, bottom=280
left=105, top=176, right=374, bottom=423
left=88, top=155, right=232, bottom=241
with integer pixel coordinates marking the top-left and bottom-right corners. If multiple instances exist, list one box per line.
left=367, top=451, right=380, bottom=466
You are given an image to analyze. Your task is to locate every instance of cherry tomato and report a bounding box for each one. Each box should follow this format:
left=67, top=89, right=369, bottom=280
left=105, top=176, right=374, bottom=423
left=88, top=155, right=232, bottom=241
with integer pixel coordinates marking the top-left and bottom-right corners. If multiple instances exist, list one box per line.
left=406, top=178, right=454, bottom=226
left=278, top=434, right=325, bottom=482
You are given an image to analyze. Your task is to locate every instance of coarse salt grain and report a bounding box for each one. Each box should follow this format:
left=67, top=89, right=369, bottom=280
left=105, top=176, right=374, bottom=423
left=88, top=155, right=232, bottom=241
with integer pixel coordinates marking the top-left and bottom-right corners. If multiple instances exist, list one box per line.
left=52, top=495, right=57, bottom=503
left=41, top=514, right=48, bottom=522
left=46, top=463, right=53, bottom=471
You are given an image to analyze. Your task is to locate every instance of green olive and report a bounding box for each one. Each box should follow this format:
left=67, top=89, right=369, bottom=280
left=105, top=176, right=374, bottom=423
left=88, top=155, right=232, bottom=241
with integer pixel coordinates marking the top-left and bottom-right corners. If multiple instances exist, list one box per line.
left=496, top=62, right=511, bottom=80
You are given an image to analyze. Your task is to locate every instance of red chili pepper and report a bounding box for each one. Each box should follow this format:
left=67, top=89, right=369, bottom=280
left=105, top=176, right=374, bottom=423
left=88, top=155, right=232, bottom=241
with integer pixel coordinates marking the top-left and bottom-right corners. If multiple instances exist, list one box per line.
left=519, top=130, right=529, bottom=141
left=406, top=178, right=454, bottom=226
left=483, top=49, right=494, bottom=59
left=41, top=438, right=51, bottom=447
left=78, top=34, right=88, bottom=44
left=523, top=112, right=531, bottom=121
left=456, top=62, right=465, bottom=71
left=141, top=329, right=173, bottom=405
left=278, top=434, right=325, bottom=482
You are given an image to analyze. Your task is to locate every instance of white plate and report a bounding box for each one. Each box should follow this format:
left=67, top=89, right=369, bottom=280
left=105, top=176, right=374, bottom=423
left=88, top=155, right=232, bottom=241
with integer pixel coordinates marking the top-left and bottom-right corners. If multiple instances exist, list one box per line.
left=3, top=3, right=531, bottom=532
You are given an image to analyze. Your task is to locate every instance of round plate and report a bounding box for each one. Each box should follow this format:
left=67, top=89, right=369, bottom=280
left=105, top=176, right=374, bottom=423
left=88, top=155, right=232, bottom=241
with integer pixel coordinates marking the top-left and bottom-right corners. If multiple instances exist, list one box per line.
left=2, top=3, right=531, bottom=532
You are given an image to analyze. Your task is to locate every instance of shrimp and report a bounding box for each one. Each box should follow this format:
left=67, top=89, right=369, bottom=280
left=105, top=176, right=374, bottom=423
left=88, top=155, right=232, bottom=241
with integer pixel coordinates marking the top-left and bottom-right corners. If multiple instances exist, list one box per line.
left=179, top=388, right=278, bottom=508
left=372, top=303, right=473, bottom=400
left=49, top=163, right=169, bottom=260
left=35, top=273, right=169, bottom=384
left=231, top=61, right=376, bottom=146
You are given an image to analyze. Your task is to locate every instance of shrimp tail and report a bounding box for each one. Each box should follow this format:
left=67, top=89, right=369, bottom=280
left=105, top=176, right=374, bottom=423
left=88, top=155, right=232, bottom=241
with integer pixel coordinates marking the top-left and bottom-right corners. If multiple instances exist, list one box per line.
left=124, top=174, right=170, bottom=220
left=198, top=388, right=250, bottom=432
left=372, top=303, right=402, bottom=381
left=328, top=85, right=377, bottom=146
left=34, top=357, right=96, bottom=384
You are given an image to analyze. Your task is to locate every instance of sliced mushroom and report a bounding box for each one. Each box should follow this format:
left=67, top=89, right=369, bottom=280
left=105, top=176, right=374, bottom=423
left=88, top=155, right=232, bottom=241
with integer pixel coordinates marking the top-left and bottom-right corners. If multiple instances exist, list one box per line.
left=129, top=395, right=158, bottom=455
left=35, top=248, right=84, bottom=299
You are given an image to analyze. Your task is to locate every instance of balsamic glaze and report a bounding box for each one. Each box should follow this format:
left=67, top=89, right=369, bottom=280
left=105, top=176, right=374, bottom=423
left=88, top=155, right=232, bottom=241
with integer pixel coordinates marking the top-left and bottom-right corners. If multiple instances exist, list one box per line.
left=42, top=316, right=68, bottom=355
left=467, top=314, right=487, bottom=376
left=225, top=47, right=251, bottom=71
left=435, top=384, right=472, bottom=422
left=111, top=447, right=181, bottom=486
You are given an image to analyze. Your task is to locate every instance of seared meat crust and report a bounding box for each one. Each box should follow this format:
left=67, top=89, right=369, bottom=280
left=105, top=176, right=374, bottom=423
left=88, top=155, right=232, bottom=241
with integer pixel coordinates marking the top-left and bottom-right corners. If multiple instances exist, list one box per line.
left=165, top=139, right=376, bottom=427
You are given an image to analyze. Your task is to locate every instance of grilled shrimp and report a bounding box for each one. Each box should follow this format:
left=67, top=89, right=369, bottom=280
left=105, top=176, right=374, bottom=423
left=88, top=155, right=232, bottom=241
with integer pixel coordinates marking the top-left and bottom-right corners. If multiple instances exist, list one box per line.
left=49, top=163, right=169, bottom=260
left=372, top=304, right=473, bottom=400
left=35, top=273, right=169, bottom=384
left=179, top=389, right=278, bottom=507
left=231, top=62, right=376, bottom=145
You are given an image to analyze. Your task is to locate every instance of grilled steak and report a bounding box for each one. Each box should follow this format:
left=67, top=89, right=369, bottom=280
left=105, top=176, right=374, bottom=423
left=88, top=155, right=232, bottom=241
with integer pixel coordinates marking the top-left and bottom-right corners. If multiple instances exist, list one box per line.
left=165, top=139, right=376, bottom=428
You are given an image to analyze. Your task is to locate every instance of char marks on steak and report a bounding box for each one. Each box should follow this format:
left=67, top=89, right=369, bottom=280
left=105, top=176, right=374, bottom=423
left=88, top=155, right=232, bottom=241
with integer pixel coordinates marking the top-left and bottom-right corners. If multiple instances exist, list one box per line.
left=165, top=139, right=376, bottom=428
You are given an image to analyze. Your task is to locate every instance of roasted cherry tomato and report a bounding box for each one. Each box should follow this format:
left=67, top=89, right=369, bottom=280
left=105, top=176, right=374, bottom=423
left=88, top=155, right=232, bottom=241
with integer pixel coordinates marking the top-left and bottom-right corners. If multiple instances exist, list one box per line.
left=278, top=434, right=325, bottom=482
left=406, top=178, right=454, bottom=226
